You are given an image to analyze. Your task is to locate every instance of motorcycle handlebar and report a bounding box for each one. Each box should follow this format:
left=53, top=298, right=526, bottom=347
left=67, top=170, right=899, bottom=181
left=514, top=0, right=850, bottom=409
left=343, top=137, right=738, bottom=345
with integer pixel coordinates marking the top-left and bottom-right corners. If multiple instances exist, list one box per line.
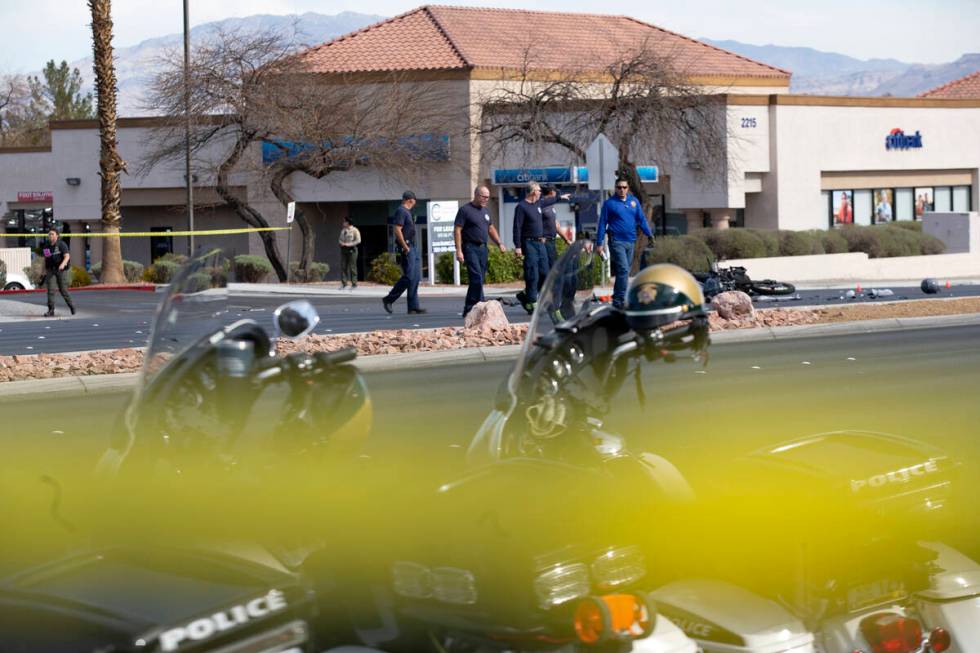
left=315, top=347, right=358, bottom=367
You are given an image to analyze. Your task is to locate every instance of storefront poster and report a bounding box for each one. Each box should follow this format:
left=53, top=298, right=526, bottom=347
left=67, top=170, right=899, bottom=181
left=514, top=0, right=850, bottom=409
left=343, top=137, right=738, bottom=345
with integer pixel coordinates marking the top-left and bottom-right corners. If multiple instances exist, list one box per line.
left=914, top=188, right=933, bottom=219
left=874, top=189, right=893, bottom=223
left=832, top=190, right=853, bottom=225
left=426, top=200, right=459, bottom=253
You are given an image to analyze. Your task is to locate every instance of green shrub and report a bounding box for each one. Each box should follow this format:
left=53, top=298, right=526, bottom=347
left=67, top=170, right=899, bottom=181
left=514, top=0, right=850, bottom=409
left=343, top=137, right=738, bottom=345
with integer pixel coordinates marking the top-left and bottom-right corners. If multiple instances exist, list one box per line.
left=778, top=230, right=823, bottom=256
left=486, top=248, right=524, bottom=283
left=0, top=259, right=6, bottom=287
left=185, top=271, right=214, bottom=293
left=155, top=252, right=189, bottom=264
left=144, top=260, right=180, bottom=284
left=876, top=225, right=920, bottom=258
left=69, top=265, right=92, bottom=288
left=289, top=261, right=330, bottom=283
left=744, top=229, right=779, bottom=257
left=642, top=236, right=714, bottom=274
left=435, top=251, right=457, bottom=284
left=838, top=225, right=882, bottom=258
left=695, top=229, right=768, bottom=260
left=92, top=259, right=145, bottom=283
left=815, top=229, right=849, bottom=254
left=890, top=220, right=922, bottom=232
left=233, top=255, right=273, bottom=283
left=918, top=233, right=946, bottom=255
left=368, top=253, right=402, bottom=285
left=435, top=248, right=526, bottom=285
left=24, top=258, right=45, bottom=286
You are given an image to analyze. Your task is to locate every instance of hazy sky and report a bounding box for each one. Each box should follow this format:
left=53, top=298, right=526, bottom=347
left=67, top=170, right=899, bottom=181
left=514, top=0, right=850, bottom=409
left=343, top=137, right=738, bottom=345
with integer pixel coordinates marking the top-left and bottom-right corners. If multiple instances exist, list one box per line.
left=2, top=0, right=978, bottom=73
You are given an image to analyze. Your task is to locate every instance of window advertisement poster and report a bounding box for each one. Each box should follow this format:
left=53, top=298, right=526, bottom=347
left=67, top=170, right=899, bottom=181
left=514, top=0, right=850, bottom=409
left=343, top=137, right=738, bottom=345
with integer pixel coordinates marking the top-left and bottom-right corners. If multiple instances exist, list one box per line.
left=874, top=189, right=894, bottom=223
left=832, top=190, right=853, bottom=225
left=914, top=187, right=934, bottom=219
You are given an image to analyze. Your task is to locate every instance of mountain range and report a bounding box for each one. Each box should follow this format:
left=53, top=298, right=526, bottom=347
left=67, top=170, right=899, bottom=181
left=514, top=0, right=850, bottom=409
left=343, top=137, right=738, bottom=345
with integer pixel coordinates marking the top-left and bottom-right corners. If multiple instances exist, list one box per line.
left=69, top=11, right=385, bottom=115
left=702, top=38, right=980, bottom=97
left=50, top=12, right=979, bottom=116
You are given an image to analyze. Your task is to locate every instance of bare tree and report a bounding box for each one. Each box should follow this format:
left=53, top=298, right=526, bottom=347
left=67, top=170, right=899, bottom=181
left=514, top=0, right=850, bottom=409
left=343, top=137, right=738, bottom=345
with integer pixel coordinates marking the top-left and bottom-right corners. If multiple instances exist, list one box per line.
left=478, top=41, right=730, bottom=267
left=0, top=74, right=46, bottom=146
left=89, top=0, right=127, bottom=284
left=143, top=28, right=461, bottom=281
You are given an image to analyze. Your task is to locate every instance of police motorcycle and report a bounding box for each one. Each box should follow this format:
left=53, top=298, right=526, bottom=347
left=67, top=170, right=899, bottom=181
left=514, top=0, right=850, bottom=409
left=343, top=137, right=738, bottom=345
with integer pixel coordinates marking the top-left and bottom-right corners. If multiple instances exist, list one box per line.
left=0, top=248, right=382, bottom=653
left=360, top=240, right=699, bottom=653
left=461, top=241, right=976, bottom=653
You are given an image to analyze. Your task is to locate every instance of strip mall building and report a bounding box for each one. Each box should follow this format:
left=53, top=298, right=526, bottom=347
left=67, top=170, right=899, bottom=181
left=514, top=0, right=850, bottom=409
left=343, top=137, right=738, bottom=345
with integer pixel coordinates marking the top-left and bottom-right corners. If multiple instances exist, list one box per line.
left=1, top=5, right=978, bottom=276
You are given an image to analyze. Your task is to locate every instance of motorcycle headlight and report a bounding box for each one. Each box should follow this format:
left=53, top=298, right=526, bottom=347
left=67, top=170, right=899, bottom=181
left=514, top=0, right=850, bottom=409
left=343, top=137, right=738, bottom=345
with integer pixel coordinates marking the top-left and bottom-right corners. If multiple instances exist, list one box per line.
left=392, top=562, right=478, bottom=606
left=591, top=546, right=646, bottom=591
left=392, top=561, right=433, bottom=599
left=534, top=563, right=590, bottom=610
left=431, top=567, right=478, bottom=606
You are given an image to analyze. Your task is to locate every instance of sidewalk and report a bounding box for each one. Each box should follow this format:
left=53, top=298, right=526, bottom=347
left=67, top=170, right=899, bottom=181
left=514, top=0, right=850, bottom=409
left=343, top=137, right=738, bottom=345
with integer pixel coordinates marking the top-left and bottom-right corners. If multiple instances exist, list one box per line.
left=3, top=312, right=978, bottom=403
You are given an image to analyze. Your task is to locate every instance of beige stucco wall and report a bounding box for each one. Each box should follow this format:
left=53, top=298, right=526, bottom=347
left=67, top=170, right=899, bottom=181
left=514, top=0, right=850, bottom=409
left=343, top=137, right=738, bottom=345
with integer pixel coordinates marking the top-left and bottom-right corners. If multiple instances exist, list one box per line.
left=767, top=104, right=980, bottom=231
left=0, top=150, right=55, bottom=215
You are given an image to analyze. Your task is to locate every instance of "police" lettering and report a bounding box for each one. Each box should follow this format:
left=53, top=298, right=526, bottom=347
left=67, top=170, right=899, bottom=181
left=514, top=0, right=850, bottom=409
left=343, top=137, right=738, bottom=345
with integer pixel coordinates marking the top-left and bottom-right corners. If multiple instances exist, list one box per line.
left=158, top=589, right=288, bottom=651
left=850, top=460, right=939, bottom=493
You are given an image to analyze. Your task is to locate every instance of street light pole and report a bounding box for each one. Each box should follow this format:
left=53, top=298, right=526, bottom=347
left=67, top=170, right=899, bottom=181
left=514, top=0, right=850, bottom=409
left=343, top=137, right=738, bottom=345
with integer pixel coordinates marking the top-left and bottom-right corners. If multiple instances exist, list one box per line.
left=183, top=0, right=194, bottom=256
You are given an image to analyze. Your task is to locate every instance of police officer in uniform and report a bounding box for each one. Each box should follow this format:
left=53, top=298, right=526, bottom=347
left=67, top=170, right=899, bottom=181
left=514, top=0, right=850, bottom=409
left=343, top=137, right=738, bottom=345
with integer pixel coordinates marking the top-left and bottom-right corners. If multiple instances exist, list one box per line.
left=454, top=186, right=506, bottom=318
left=514, top=182, right=570, bottom=312
left=39, top=227, right=76, bottom=317
left=540, top=186, right=572, bottom=277
left=383, top=191, right=426, bottom=314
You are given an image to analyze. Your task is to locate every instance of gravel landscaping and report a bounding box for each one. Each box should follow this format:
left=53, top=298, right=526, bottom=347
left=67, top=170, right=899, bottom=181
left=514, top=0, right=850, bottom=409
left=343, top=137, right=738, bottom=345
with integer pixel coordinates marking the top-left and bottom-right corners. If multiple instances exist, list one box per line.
left=1, top=296, right=978, bottom=384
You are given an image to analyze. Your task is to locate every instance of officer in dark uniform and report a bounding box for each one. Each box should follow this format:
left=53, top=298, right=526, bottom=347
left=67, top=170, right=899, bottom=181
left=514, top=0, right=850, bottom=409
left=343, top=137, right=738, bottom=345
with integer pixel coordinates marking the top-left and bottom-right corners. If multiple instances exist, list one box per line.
left=513, top=182, right=549, bottom=313
left=540, top=186, right=572, bottom=279
left=453, top=185, right=506, bottom=318
left=383, top=191, right=426, bottom=314
left=39, top=228, right=75, bottom=317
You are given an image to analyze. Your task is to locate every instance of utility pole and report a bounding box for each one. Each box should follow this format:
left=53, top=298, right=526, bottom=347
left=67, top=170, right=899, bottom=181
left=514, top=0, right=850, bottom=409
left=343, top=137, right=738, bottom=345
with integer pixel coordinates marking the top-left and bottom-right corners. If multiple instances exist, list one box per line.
left=183, top=0, right=194, bottom=255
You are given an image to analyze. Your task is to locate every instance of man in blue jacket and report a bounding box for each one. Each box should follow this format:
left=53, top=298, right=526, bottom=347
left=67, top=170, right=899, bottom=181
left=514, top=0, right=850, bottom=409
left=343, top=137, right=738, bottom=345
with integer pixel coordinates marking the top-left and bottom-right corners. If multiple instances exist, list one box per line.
left=596, top=178, right=653, bottom=309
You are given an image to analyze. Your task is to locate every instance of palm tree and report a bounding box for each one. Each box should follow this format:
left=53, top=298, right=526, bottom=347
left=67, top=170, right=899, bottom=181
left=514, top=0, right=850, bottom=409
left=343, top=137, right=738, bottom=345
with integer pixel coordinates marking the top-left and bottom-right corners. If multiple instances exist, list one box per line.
left=89, top=0, right=126, bottom=284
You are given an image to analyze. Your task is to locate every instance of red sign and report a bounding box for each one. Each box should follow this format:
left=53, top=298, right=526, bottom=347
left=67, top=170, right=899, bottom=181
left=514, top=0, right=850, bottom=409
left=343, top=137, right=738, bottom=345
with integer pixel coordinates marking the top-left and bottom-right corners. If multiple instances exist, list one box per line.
left=17, top=191, right=53, bottom=203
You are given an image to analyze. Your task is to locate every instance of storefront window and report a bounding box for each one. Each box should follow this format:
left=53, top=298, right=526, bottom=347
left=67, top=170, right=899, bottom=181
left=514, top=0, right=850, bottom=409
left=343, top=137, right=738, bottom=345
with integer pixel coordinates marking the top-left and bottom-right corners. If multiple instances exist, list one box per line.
left=914, top=188, right=933, bottom=219
left=873, top=189, right=894, bottom=223
left=934, top=187, right=952, bottom=212
left=853, top=190, right=872, bottom=226
left=895, top=188, right=914, bottom=221
left=952, top=186, right=971, bottom=212
left=832, top=190, right=854, bottom=225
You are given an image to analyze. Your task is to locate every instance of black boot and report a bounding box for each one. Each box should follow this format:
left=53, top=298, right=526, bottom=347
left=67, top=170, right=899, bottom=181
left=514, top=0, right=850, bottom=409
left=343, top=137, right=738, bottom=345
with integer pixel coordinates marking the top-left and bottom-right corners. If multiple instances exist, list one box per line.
left=68, top=304, right=76, bottom=315
left=44, top=309, right=55, bottom=317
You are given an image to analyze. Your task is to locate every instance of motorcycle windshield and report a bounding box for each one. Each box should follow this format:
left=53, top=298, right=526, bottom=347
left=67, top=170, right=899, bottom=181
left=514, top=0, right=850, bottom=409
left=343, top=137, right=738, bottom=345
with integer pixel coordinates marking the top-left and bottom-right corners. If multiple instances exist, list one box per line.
left=506, top=240, right=597, bottom=399
left=140, top=248, right=233, bottom=394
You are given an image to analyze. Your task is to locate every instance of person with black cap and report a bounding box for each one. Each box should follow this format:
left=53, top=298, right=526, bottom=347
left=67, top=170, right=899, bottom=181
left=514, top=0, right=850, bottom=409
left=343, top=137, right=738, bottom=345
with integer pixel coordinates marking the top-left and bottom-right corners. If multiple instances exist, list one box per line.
left=383, top=191, right=426, bottom=314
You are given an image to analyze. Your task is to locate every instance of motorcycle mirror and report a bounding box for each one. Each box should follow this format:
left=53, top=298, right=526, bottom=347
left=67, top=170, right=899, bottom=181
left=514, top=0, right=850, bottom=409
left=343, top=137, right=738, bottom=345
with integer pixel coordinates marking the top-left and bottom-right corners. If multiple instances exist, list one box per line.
left=273, top=300, right=321, bottom=340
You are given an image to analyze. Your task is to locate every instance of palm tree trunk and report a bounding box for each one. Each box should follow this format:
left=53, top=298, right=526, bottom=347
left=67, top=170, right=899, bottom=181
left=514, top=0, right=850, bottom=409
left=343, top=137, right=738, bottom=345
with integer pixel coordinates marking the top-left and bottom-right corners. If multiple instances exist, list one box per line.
left=89, top=0, right=127, bottom=284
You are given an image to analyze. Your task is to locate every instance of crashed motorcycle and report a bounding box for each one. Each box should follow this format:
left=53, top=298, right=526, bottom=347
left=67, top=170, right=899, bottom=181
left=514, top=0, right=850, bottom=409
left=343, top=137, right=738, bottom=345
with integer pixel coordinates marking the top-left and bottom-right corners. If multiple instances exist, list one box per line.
left=0, top=248, right=380, bottom=653
left=694, top=260, right=796, bottom=300
left=462, top=241, right=976, bottom=653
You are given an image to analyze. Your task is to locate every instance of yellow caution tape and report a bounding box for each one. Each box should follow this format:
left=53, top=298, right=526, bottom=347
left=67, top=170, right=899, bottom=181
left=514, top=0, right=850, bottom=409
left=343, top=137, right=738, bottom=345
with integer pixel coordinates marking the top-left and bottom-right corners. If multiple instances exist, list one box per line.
left=1, top=227, right=290, bottom=238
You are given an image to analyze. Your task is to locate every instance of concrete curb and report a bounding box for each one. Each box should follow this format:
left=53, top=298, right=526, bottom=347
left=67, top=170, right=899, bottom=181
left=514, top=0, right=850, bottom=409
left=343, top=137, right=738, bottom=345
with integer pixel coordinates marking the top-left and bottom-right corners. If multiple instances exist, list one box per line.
left=3, top=312, right=979, bottom=403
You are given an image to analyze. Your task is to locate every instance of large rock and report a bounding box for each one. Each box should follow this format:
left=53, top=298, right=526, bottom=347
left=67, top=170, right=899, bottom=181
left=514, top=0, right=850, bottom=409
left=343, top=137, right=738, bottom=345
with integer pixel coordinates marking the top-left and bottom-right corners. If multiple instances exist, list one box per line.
left=464, top=300, right=510, bottom=331
left=711, top=291, right=754, bottom=320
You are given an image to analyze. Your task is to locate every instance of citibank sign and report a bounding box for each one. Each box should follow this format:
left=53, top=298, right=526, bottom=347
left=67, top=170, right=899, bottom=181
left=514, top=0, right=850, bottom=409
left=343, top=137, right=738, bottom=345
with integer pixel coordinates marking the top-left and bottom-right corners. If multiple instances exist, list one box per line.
left=885, top=128, right=922, bottom=151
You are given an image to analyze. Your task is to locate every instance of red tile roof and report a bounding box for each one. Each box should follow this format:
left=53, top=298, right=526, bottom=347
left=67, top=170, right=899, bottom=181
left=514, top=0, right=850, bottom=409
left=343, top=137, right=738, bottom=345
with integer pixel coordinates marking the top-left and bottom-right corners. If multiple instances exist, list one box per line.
left=919, top=70, right=980, bottom=99
left=293, top=5, right=791, bottom=81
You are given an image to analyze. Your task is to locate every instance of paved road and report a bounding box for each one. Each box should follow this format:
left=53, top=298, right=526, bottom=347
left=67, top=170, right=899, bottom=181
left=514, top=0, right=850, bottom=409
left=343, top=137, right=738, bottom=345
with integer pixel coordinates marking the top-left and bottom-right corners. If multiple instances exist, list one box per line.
left=2, top=283, right=980, bottom=355
left=3, top=324, right=979, bottom=572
